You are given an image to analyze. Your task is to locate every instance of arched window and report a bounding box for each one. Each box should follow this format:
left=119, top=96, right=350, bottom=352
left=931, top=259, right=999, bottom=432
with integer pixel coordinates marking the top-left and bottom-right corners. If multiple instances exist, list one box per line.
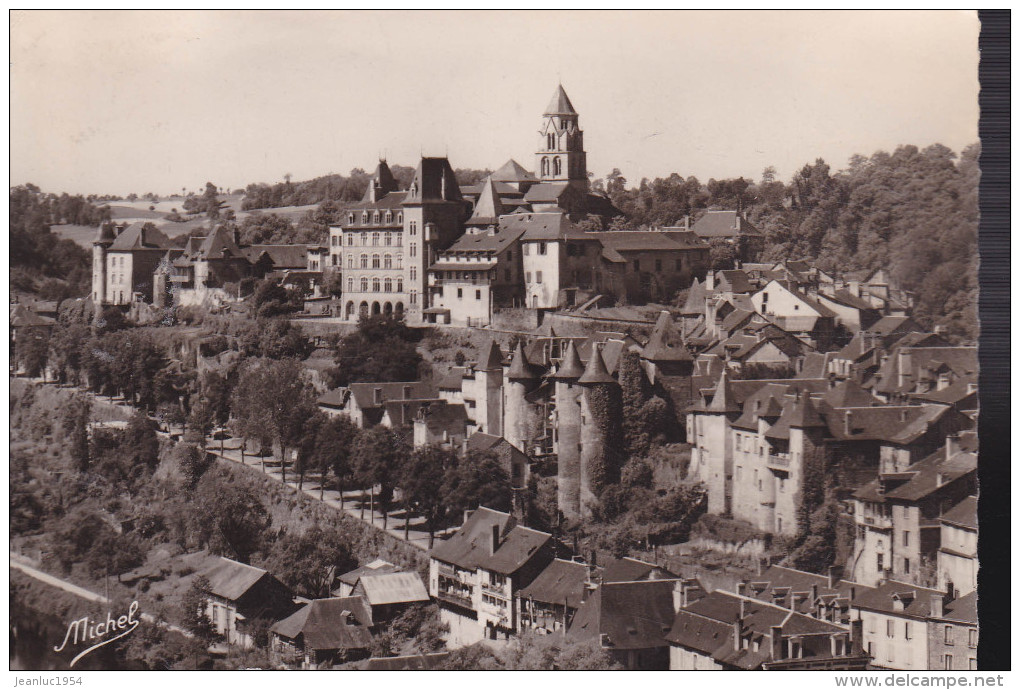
left=396, top=279, right=403, bottom=293
left=384, top=254, right=392, bottom=269
left=348, top=213, right=355, bottom=224
left=362, top=212, right=369, bottom=224
left=372, top=278, right=381, bottom=292
left=360, top=277, right=368, bottom=292
left=372, top=254, right=380, bottom=269
left=541, top=157, right=549, bottom=176
left=396, top=234, right=402, bottom=246
left=410, top=244, right=416, bottom=258
left=553, top=157, right=562, bottom=176
left=410, top=266, right=416, bottom=281
left=347, top=277, right=354, bottom=292
left=396, top=254, right=403, bottom=269
left=360, top=254, right=368, bottom=269
left=360, top=232, right=367, bottom=245
left=372, top=212, right=380, bottom=224
left=348, top=255, right=354, bottom=268
left=385, top=211, right=392, bottom=223
left=397, top=212, right=403, bottom=223
left=410, top=290, right=417, bottom=305
left=372, top=232, right=380, bottom=246
left=384, top=278, right=392, bottom=292
left=547, top=132, right=555, bottom=150
left=384, top=232, right=392, bottom=246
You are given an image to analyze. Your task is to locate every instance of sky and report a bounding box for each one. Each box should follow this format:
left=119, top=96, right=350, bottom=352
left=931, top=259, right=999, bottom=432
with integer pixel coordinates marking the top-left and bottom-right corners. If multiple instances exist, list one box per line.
left=10, top=10, right=980, bottom=197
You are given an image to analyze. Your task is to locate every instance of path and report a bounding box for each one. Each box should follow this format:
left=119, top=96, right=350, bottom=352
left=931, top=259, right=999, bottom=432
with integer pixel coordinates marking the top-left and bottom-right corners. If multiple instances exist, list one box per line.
left=10, top=553, right=192, bottom=638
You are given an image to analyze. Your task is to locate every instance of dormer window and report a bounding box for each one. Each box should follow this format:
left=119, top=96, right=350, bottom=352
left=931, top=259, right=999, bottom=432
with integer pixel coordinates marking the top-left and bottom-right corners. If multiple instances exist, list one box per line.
left=385, top=211, right=392, bottom=223
left=348, top=213, right=355, bottom=224
left=362, top=212, right=369, bottom=224
left=397, top=212, right=403, bottom=223
left=373, top=212, right=380, bottom=224
left=347, top=234, right=354, bottom=246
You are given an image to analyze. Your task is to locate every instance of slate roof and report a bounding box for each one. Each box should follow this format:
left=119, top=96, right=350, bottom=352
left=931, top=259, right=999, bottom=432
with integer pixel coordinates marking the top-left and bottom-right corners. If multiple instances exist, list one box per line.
left=381, top=398, right=448, bottom=427
left=681, top=278, right=707, bottom=315
left=404, top=157, right=463, bottom=204
left=822, top=289, right=879, bottom=312
left=872, top=347, right=978, bottom=396
left=466, top=176, right=508, bottom=225
left=705, top=371, right=740, bottom=413
left=415, top=401, right=468, bottom=432
left=743, top=565, right=872, bottom=617
left=577, top=345, right=615, bottom=384
left=822, top=379, right=880, bottom=408
left=911, top=376, right=977, bottom=406
left=715, top=270, right=754, bottom=294
left=465, top=431, right=505, bottom=453
left=348, top=381, right=438, bottom=410
left=551, top=340, right=585, bottom=379
left=337, top=560, right=399, bottom=587
left=545, top=84, right=577, bottom=116
left=518, top=558, right=595, bottom=609
left=361, top=160, right=399, bottom=202
left=503, top=211, right=587, bottom=241
left=851, top=580, right=956, bottom=621
left=491, top=158, right=537, bottom=183
left=642, top=311, right=693, bottom=362
left=602, top=557, right=677, bottom=583
left=355, top=571, right=429, bottom=606
left=596, top=231, right=708, bottom=253
left=940, top=495, right=977, bottom=530
left=316, top=388, right=348, bottom=408
left=825, top=404, right=951, bottom=444
left=429, top=507, right=552, bottom=575
left=478, top=340, right=504, bottom=370
left=524, top=183, right=571, bottom=204
left=507, top=341, right=543, bottom=380
left=203, top=557, right=274, bottom=602
left=246, top=244, right=309, bottom=269
left=345, top=190, right=408, bottom=214
left=108, top=222, right=173, bottom=251
left=569, top=580, right=679, bottom=650
left=764, top=394, right=826, bottom=439
left=436, top=368, right=467, bottom=390
left=853, top=446, right=976, bottom=504
left=942, top=591, right=977, bottom=625
left=270, top=597, right=374, bottom=650
left=10, top=304, right=55, bottom=328
left=691, top=211, right=762, bottom=238
left=868, top=315, right=920, bottom=336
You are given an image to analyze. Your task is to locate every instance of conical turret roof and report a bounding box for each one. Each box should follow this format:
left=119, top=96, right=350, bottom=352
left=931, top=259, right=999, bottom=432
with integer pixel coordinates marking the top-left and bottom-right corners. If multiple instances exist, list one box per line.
left=478, top=340, right=504, bottom=370
left=706, top=370, right=740, bottom=413
left=642, top=311, right=693, bottom=362
left=552, top=340, right=585, bottom=380
left=578, top=345, right=615, bottom=385
left=545, top=85, right=577, bottom=116
left=362, top=160, right=399, bottom=202
left=468, top=176, right=507, bottom=224
left=785, top=392, right=826, bottom=428
left=507, top=341, right=541, bottom=380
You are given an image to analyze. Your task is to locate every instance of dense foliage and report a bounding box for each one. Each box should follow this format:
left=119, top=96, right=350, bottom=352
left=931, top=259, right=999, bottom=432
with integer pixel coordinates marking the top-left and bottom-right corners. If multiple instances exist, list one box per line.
left=601, top=143, right=979, bottom=340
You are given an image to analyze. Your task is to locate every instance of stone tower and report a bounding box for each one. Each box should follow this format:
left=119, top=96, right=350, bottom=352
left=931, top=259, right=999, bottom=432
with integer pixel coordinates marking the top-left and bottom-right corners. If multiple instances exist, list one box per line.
left=91, top=221, right=116, bottom=313
left=553, top=340, right=585, bottom=521
left=692, top=369, right=741, bottom=516
left=536, top=85, right=588, bottom=190
left=577, top=343, right=621, bottom=520
left=474, top=340, right=504, bottom=437
left=505, top=341, right=542, bottom=454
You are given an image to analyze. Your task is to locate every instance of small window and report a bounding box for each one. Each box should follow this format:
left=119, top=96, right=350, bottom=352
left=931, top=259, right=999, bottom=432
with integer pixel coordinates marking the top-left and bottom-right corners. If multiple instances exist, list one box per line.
left=348, top=256, right=354, bottom=268
left=347, top=278, right=353, bottom=292
left=944, top=655, right=953, bottom=671
left=372, top=212, right=380, bottom=225
left=348, top=213, right=355, bottom=224
left=539, top=242, right=547, bottom=255
left=384, top=255, right=392, bottom=269
left=347, top=234, right=354, bottom=246
left=886, top=620, right=895, bottom=638
left=410, top=221, right=417, bottom=235
left=507, top=250, right=513, bottom=261
left=384, top=278, right=392, bottom=292
left=536, top=271, right=543, bottom=284
left=525, top=272, right=531, bottom=282
left=903, top=531, right=910, bottom=547
left=397, top=212, right=403, bottom=224
left=904, top=622, right=911, bottom=640
left=410, top=244, right=416, bottom=258
left=360, top=254, right=368, bottom=269
left=457, top=288, right=463, bottom=299
left=372, top=232, right=380, bottom=246
left=523, top=243, right=530, bottom=256
left=372, top=255, right=380, bottom=269
left=968, top=629, right=978, bottom=648
left=945, top=625, right=954, bottom=644
left=676, top=258, right=683, bottom=270
left=362, top=212, right=369, bottom=224
left=903, top=558, right=910, bottom=574
left=385, top=232, right=392, bottom=246
left=475, top=289, right=481, bottom=300
left=396, top=279, right=403, bottom=293
left=410, top=290, right=417, bottom=304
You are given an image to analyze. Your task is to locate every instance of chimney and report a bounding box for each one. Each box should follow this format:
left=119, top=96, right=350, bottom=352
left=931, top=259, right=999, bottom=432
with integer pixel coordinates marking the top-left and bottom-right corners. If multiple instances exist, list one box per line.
left=490, top=524, right=500, bottom=555
left=732, top=618, right=742, bottom=652
left=848, top=280, right=860, bottom=298
left=844, top=411, right=852, bottom=436
left=463, top=509, right=474, bottom=525
left=739, top=599, right=748, bottom=620
left=930, top=593, right=944, bottom=619
left=899, top=408, right=908, bottom=423
left=770, top=625, right=784, bottom=660
left=672, top=580, right=685, bottom=614
left=683, top=215, right=690, bottom=230
left=945, top=580, right=956, bottom=603
left=233, top=227, right=241, bottom=246
left=737, top=582, right=747, bottom=596
left=374, top=387, right=383, bottom=405
left=810, top=584, right=818, bottom=603
left=850, top=619, right=864, bottom=655
left=827, top=565, right=843, bottom=589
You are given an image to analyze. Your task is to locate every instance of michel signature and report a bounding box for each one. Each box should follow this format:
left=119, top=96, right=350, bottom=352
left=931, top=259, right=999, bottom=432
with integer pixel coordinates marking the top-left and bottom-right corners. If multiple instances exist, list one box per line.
left=53, top=601, right=140, bottom=668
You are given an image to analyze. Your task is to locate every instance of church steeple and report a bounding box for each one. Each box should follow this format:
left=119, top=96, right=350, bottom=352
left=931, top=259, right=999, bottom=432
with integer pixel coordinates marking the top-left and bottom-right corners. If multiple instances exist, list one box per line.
left=536, top=85, right=587, bottom=186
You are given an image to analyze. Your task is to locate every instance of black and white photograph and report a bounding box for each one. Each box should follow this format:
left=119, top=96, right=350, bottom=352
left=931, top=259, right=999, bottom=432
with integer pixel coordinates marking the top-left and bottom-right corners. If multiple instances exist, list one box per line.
left=9, top=9, right=998, bottom=677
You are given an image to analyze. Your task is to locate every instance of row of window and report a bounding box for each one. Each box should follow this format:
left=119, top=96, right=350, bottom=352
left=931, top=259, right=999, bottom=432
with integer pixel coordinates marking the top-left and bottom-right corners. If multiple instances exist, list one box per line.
left=339, top=231, right=404, bottom=247
left=348, top=254, right=403, bottom=270
left=109, top=256, right=127, bottom=267
left=347, top=211, right=403, bottom=226
left=348, top=277, right=404, bottom=293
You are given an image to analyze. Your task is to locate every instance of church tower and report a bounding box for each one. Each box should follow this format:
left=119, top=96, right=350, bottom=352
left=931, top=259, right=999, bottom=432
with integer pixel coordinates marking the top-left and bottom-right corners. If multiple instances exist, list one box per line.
left=536, top=85, right=588, bottom=190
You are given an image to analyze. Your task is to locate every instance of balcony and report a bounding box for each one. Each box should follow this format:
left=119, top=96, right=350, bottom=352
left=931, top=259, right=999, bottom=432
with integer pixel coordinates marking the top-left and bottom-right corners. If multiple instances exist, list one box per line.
left=436, top=588, right=474, bottom=610
left=766, top=453, right=791, bottom=470
left=481, top=581, right=508, bottom=596
left=861, top=514, right=893, bottom=530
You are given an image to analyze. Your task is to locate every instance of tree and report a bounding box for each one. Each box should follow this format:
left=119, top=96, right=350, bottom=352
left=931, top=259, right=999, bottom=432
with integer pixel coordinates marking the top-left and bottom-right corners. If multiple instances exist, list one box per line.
left=257, top=526, right=356, bottom=599
left=174, top=442, right=209, bottom=489
left=442, top=450, right=513, bottom=517
left=121, top=411, right=160, bottom=474
left=400, top=444, right=458, bottom=546
left=330, top=314, right=422, bottom=386
left=16, top=327, right=50, bottom=378
left=618, top=350, right=652, bottom=457
left=202, top=182, right=224, bottom=220
left=312, top=414, right=359, bottom=504
left=181, top=575, right=216, bottom=641
left=194, top=481, right=271, bottom=564
left=63, top=393, right=92, bottom=473
left=350, top=426, right=406, bottom=528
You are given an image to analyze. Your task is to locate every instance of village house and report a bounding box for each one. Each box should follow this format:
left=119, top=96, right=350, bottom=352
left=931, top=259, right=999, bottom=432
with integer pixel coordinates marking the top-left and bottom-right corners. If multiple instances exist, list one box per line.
left=332, top=559, right=400, bottom=597
left=428, top=507, right=559, bottom=646
left=92, top=221, right=173, bottom=307
left=269, top=596, right=374, bottom=668
left=936, top=495, right=977, bottom=596
left=517, top=558, right=598, bottom=635
left=568, top=578, right=703, bottom=670
left=9, top=303, right=56, bottom=375
left=666, top=591, right=870, bottom=670
left=851, top=581, right=976, bottom=671
left=850, top=434, right=977, bottom=587
left=199, top=556, right=296, bottom=649
left=686, top=210, right=764, bottom=263
left=326, top=381, right=439, bottom=428
left=350, top=570, right=430, bottom=623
